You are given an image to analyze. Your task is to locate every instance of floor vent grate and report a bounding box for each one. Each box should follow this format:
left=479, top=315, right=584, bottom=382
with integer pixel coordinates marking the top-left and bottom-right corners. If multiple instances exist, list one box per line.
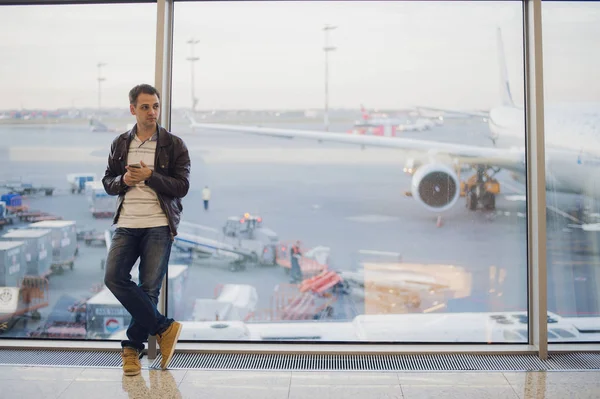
left=149, top=352, right=600, bottom=371
left=1, top=349, right=600, bottom=371
left=0, top=349, right=122, bottom=368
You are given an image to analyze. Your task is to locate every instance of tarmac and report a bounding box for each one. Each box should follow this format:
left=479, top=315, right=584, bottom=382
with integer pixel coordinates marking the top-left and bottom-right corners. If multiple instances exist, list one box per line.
left=0, top=118, right=597, bottom=341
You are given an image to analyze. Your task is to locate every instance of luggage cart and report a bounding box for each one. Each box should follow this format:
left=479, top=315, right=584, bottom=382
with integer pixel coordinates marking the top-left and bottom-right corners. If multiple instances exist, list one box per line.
left=29, top=220, right=78, bottom=274
left=271, top=282, right=338, bottom=321
left=2, top=229, right=53, bottom=277
left=0, top=276, right=49, bottom=334
left=28, top=321, right=86, bottom=339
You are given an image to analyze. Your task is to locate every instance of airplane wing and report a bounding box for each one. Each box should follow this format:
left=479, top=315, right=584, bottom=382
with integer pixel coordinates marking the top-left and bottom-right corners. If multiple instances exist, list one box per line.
left=189, top=121, right=525, bottom=174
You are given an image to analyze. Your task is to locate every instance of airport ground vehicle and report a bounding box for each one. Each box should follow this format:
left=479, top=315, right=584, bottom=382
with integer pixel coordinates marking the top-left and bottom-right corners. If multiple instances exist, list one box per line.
left=1, top=181, right=54, bottom=197
left=1, top=194, right=28, bottom=214
left=175, top=213, right=279, bottom=271
left=66, top=173, right=96, bottom=194
left=0, top=201, right=13, bottom=230
left=84, top=264, right=188, bottom=338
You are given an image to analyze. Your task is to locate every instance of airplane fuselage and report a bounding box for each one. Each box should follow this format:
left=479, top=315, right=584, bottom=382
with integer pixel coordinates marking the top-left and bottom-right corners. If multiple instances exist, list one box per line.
left=488, top=104, right=600, bottom=198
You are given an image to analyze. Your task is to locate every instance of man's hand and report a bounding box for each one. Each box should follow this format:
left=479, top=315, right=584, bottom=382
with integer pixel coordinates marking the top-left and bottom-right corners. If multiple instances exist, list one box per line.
left=125, top=161, right=152, bottom=186
left=123, top=171, right=138, bottom=187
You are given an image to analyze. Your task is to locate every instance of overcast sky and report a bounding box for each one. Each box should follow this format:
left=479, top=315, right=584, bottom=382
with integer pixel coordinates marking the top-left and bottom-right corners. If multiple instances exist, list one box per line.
left=0, top=1, right=598, bottom=110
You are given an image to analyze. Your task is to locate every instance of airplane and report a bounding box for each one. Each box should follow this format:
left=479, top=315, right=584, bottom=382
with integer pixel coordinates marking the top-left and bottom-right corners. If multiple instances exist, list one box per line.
left=355, top=105, right=409, bottom=127
left=350, top=105, right=439, bottom=136
left=186, top=28, right=600, bottom=227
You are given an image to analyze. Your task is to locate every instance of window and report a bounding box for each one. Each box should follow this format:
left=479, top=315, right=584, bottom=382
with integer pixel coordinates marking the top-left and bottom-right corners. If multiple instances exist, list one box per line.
left=542, top=1, right=600, bottom=343
left=169, top=1, right=527, bottom=343
left=0, top=3, right=156, bottom=340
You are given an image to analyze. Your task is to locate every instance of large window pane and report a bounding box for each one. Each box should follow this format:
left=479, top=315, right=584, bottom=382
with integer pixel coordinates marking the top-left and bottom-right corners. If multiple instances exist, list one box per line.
left=543, top=2, right=600, bottom=343
left=0, top=4, right=156, bottom=340
left=169, top=1, right=528, bottom=343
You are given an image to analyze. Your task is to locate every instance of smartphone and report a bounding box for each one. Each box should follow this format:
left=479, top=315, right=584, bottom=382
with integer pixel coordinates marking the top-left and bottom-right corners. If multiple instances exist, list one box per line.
left=128, top=163, right=141, bottom=169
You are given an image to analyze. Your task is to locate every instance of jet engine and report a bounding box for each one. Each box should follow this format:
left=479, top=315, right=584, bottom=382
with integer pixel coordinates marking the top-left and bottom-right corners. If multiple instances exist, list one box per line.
left=410, top=163, right=460, bottom=212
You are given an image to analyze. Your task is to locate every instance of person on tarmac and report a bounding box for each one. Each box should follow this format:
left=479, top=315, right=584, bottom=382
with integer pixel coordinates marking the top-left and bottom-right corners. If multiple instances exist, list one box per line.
left=102, top=83, right=191, bottom=376
left=202, top=185, right=211, bottom=211
left=290, top=240, right=303, bottom=283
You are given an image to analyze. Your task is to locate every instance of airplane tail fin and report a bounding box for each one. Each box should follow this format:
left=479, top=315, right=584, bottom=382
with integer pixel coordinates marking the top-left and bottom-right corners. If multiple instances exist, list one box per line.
left=497, top=27, right=515, bottom=107
left=360, top=104, right=370, bottom=120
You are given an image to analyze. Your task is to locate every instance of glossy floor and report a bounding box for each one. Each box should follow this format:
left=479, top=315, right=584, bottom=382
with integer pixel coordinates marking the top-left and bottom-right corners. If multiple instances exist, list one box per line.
left=0, top=363, right=599, bottom=398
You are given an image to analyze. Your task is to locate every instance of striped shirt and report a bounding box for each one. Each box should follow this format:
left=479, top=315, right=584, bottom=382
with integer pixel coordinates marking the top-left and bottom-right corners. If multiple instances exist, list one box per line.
left=117, top=132, right=169, bottom=229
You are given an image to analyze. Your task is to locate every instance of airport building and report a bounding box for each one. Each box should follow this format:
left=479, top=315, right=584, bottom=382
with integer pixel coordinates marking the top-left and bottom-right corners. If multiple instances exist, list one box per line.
left=0, top=0, right=599, bottom=397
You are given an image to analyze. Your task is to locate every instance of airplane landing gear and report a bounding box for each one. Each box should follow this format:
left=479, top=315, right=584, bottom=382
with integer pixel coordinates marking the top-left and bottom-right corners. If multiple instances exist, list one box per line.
left=462, top=165, right=500, bottom=212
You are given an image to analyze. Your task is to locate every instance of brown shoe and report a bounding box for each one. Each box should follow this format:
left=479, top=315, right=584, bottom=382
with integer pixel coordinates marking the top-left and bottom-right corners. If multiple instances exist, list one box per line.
left=121, top=347, right=141, bottom=376
left=157, top=321, right=182, bottom=370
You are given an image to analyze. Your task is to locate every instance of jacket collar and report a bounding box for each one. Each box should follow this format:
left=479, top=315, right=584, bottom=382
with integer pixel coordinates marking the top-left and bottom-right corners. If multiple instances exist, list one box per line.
left=124, top=123, right=171, bottom=147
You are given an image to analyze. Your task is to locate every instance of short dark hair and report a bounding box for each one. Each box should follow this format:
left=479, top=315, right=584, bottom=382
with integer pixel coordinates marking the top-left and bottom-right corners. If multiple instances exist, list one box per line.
left=129, top=84, right=160, bottom=106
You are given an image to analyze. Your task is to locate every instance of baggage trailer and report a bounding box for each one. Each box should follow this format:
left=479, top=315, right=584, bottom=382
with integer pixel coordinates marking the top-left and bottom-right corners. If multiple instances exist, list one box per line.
left=1, top=229, right=53, bottom=277
left=0, top=241, right=46, bottom=334
left=0, top=277, right=49, bottom=334
left=84, top=287, right=129, bottom=339
left=17, top=211, right=60, bottom=222
left=0, top=241, right=26, bottom=287
left=28, top=220, right=77, bottom=274
left=27, top=321, right=86, bottom=339
left=84, top=181, right=115, bottom=218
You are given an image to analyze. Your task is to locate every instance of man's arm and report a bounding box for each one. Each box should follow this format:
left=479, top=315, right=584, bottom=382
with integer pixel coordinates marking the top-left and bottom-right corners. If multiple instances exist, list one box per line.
left=145, top=139, right=191, bottom=198
left=102, top=140, right=129, bottom=196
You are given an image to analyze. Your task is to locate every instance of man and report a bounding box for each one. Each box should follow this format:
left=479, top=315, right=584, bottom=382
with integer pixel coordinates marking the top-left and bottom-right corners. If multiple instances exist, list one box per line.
left=102, top=84, right=191, bottom=376
left=202, top=185, right=211, bottom=211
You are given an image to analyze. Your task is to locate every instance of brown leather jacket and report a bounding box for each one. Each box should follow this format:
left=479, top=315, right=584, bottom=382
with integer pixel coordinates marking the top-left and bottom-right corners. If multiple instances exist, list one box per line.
left=102, top=124, right=191, bottom=237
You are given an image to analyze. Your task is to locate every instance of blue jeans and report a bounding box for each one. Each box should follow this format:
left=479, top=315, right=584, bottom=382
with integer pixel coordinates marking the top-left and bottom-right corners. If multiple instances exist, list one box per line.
left=104, top=226, right=174, bottom=352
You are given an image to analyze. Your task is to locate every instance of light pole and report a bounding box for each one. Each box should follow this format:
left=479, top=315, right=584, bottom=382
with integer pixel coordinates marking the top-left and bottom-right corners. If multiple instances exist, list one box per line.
left=323, top=24, right=337, bottom=132
left=97, top=62, right=106, bottom=110
left=187, top=38, right=200, bottom=112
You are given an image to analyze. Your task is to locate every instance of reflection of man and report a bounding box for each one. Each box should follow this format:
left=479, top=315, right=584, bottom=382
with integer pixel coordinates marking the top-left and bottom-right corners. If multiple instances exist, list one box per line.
left=122, top=371, right=182, bottom=399
left=102, top=84, right=191, bottom=376
left=202, top=185, right=211, bottom=211
left=290, top=241, right=303, bottom=283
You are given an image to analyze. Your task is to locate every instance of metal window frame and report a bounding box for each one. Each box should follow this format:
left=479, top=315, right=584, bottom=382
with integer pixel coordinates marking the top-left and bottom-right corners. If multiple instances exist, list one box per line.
left=2, top=0, right=600, bottom=359
left=523, top=0, right=548, bottom=360
left=148, top=0, right=175, bottom=359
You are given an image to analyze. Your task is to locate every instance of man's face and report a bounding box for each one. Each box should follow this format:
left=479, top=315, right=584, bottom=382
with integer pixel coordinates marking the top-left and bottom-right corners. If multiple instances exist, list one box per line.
left=130, top=93, right=160, bottom=130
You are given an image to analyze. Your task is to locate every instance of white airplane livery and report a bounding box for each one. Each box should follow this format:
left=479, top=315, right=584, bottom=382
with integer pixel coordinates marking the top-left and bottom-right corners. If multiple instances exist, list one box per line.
left=188, top=28, right=600, bottom=226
